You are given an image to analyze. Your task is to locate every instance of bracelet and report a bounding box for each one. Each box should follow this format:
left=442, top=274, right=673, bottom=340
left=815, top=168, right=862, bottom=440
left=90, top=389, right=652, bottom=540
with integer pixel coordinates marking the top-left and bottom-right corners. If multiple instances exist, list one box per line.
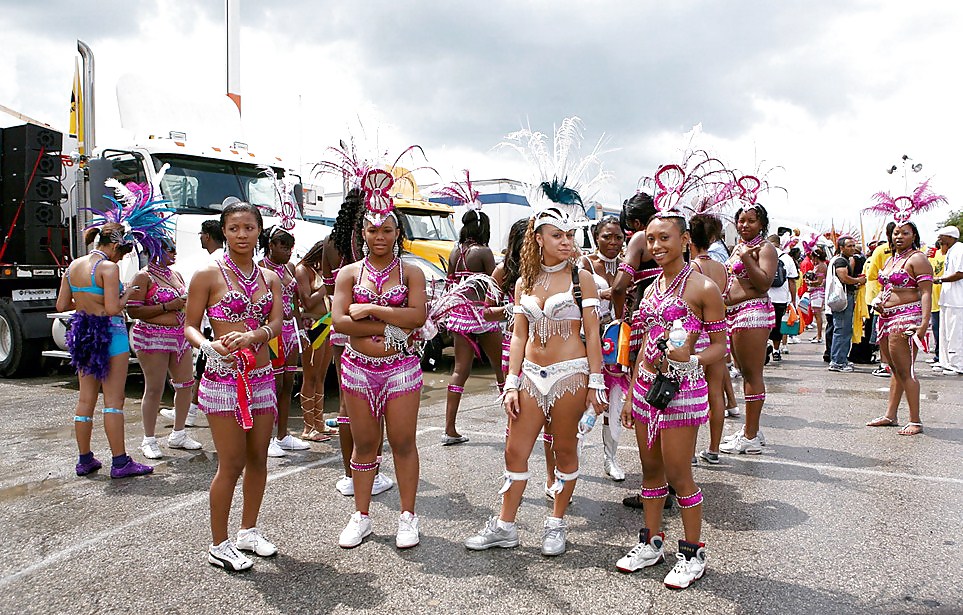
left=504, top=374, right=521, bottom=391
left=260, top=325, right=274, bottom=342
left=161, top=302, right=168, bottom=312
left=587, top=373, right=606, bottom=390
left=200, top=341, right=228, bottom=362
left=383, top=323, right=409, bottom=352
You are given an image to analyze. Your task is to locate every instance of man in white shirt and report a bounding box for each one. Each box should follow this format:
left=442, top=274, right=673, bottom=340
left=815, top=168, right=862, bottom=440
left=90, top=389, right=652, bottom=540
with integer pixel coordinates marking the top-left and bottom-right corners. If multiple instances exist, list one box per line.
left=767, top=236, right=799, bottom=362
left=935, top=225, right=963, bottom=375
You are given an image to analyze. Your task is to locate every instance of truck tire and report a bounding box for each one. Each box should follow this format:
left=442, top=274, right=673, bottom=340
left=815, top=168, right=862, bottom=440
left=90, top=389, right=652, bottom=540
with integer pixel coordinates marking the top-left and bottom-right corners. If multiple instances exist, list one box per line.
left=0, top=301, right=40, bottom=377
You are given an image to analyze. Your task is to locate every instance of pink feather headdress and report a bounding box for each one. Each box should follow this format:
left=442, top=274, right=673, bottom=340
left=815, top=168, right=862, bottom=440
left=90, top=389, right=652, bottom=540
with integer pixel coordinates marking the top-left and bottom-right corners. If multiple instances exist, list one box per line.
left=801, top=232, right=821, bottom=255
left=313, top=138, right=373, bottom=192
left=435, top=170, right=482, bottom=211
left=641, top=150, right=734, bottom=220
left=865, top=180, right=947, bottom=224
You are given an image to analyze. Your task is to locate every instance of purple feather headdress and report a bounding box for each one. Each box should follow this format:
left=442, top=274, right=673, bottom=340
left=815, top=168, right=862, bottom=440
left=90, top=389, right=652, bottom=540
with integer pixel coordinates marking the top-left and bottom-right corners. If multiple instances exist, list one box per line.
left=85, top=179, right=174, bottom=260
left=435, top=170, right=482, bottom=211
left=801, top=232, right=821, bottom=255
left=865, top=180, right=947, bottom=224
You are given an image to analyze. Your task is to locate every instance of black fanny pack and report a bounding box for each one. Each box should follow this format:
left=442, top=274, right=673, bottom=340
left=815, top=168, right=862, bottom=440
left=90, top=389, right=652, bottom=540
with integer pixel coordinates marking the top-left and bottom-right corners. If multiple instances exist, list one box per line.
left=643, top=342, right=680, bottom=410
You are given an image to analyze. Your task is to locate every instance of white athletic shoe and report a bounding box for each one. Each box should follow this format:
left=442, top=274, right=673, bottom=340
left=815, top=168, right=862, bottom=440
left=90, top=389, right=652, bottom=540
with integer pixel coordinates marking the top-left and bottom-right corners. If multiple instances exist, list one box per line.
left=723, top=429, right=766, bottom=446
left=336, top=475, right=354, bottom=496
left=541, top=517, right=567, bottom=556
left=339, top=511, right=372, bottom=548
left=167, top=429, right=202, bottom=450
left=276, top=434, right=311, bottom=451
left=720, top=434, right=762, bottom=455
left=208, top=540, right=252, bottom=571
left=236, top=527, right=278, bottom=557
left=140, top=437, right=163, bottom=460
left=616, top=530, right=665, bottom=572
left=160, top=405, right=197, bottom=427
left=663, top=548, right=707, bottom=589
left=372, top=472, right=394, bottom=495
left=465, top=517, right=519, bottom=551
left=396, top=512, right=420, bottom=549
left=267, top=439, right=288, bottom=458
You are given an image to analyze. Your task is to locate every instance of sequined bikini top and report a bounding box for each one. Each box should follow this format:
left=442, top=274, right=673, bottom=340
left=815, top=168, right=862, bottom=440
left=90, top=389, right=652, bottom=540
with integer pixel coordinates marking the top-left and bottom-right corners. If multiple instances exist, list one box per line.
left=878, top=250, right=927, bottom=290
left=352, top=258, right=408, bottom=307
left=636, top=266, right=705, bottom=364
left=207, top=259, right=273, bottom=329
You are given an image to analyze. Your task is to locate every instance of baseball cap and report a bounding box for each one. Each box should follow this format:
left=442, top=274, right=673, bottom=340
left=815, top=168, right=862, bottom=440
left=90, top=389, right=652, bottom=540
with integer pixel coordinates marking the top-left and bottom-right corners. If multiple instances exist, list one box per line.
left=936, top=225, right=960, bottom=239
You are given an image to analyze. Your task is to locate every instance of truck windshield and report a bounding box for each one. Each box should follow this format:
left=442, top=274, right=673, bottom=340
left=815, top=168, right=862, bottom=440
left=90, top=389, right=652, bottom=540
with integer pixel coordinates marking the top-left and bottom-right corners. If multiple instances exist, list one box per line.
left=398, top=211, right=457, bottom=241
left=152, top=154, right=295, bottom=217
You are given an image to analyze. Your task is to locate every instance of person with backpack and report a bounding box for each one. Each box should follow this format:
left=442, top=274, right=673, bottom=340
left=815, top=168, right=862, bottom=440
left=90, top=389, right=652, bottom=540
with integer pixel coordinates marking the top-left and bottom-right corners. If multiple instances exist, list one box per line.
left=766, top=235, right=798, bottom=363
left=828, top=236, right=866, bottom=372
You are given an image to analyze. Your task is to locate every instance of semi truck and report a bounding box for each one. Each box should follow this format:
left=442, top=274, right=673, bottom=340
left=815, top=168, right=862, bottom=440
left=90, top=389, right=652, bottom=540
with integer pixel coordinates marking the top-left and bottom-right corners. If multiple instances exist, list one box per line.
left=0, top=41, right=328, bottom=377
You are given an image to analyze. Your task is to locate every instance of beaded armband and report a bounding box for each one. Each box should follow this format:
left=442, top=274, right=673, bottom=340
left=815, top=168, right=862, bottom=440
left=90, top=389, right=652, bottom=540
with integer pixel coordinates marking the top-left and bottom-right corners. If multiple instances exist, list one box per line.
left=383, top=324, right=409, bottom=352
left=587, top=373, right=606, bottom=390
left=618, top=263, right=637, bottom=277
left=321, top=275, right=336, bottom=286
left=916, top=274, right=934, bottom=283
left=704, top=319, right=727, bottom=334
left=504, top=374, right=521, bottom=391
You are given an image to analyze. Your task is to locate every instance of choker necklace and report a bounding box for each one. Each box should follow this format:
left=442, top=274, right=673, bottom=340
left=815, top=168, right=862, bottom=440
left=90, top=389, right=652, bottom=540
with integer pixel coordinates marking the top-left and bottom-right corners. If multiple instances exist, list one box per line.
left=537, top=260, right=567, bottom=290
left=147, top=263, right=184, bottom=292
left=364, top=256, right=399, bottom=294
left=740, top=233, right=764, bottom=248
left=596, top=252, right=619, bottom=277
left=90, top=249, right=110, bottom=261
left=223, top=254, right=260, bottom=296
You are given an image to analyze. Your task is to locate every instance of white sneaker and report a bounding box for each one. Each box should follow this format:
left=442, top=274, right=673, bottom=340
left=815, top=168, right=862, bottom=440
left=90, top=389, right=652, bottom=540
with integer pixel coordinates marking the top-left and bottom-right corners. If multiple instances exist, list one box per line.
left=236, top=527, right=278, bottom=557
left=465, top=517, right=519, bottom=550
left=541, top=516, right=567, bottom=556
left=663, top=548, right=707, bottom=589
left=725, top=405, right=741, bottom=418
left=167, top=429, right=202, bottom=450
left=723, top=429, right=766, bottom=446
left=336, top=475, right=354, bottom=496
left=339, top=511, right=372, bottom=548
left=140, top=437, right=163, bottom=460
left=267, top=439, right=288, bottom=458
left=720, top=433, right=762, bottom=454
left=208, top=539, right=252, bottom=571
left=160, top=406, right=197, bottom=427
left=396, top=512, right=420, bottom=549
left=729, top=366, right=742, bottom=380
left=372, top=472, right=394, bottom=495
left=616, top=530, right=665, bottom=572
left=276, top=434, right=311, bottom=451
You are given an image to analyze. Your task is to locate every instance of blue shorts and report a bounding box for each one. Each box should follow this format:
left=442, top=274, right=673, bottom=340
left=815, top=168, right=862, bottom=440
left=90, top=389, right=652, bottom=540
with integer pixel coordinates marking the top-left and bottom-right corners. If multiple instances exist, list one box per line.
left=108, top=316, right=130, bottom=357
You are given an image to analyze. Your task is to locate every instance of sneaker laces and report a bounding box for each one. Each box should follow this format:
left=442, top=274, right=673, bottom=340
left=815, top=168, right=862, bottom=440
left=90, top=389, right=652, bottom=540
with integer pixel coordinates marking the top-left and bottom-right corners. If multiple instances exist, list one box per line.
left=625, top=541, right=652, bottom=558
left=399, top=514, right=416, bottom=533
left=479, top=516, right=499, bottom=536
left=543, top=522, right=565, bottom=541
left=670, top=552, right=690, bottom=574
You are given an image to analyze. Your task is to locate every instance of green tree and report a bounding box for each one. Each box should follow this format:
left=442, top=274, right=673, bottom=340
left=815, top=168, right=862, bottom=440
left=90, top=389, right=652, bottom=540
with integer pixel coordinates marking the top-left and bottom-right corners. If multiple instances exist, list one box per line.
left=940, top=209, right=963, bottom=229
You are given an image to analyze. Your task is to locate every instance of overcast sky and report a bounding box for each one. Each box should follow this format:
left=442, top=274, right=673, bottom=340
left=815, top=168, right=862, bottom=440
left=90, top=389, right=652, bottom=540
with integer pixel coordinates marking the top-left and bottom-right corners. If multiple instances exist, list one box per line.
left=2, top=0, right=960, bottom=242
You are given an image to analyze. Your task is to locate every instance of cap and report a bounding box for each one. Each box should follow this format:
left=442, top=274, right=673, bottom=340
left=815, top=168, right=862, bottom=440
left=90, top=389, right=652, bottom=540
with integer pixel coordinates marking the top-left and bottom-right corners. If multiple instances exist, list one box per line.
left=936, top=225, right=960, bottom=239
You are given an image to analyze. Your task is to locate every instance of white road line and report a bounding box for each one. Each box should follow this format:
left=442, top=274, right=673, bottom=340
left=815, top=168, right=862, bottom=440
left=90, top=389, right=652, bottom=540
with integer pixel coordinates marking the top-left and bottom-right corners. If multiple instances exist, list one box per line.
left=0, top=453, right=342, bottom=589
left=458, top=428, right=963, bottom=487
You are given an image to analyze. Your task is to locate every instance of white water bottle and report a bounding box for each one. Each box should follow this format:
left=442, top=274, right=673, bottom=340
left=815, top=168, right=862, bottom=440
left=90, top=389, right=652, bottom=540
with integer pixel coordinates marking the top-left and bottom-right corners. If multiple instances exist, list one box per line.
left=668, top=319, right=687, bottom=348
left=577, top=409, right=597, bottom=437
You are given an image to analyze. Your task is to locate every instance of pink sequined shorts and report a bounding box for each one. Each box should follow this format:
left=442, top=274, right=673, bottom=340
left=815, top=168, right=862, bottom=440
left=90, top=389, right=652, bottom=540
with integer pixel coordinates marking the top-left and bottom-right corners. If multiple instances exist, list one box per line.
left=446, top=304, right=500, bottom=337
left=876, top=301, right=922, bottom=339
left=631, top=367, right=708, bottom=448
left=198, top=364, right=277, bottom=422
left=726, top=297, right=775, bottom=332
left=340, top=345, right=423, bottom=418
left=131, top=321, right=190, bottom=360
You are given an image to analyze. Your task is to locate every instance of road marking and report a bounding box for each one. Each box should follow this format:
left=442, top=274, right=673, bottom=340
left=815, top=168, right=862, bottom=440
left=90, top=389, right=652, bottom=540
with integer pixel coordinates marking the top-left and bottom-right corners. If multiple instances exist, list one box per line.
left=458, top=429, right=963, bottom=487
left=1, top=426, right=447, bottom=587
left=0, top=453, right=342, bottom=589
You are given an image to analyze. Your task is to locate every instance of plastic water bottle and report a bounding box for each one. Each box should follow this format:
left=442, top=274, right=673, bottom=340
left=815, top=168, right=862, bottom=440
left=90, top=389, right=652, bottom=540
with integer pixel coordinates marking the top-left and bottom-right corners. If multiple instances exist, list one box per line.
left=577, top=409, right=597, bottom=437
left=668, top=319, right=687, bottom=348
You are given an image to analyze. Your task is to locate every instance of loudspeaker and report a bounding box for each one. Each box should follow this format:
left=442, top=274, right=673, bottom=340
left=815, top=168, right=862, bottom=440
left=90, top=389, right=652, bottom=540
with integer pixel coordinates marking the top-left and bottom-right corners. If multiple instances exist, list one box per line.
left=1, top=124, right=63, bottom=152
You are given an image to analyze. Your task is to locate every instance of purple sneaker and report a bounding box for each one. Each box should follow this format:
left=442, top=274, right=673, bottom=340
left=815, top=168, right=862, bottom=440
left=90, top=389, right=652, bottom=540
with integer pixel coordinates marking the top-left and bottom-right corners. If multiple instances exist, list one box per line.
left=110, top=458, right=154, bottom=479
left=76, top=457, right=103, bottom=476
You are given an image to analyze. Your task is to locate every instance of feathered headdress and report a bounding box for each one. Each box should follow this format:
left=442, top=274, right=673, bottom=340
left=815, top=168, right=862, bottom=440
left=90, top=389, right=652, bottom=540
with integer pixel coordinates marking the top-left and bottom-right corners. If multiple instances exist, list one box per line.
left=256, top=165, right=298, bottom=232
left=417, top=273, right=501, bottom=343
left=435, top=169, right=482, bottom=211
left=642, top=150, right=733, bottom=221
left=86, top=179, right=175, bottom=260
left=801, top=232, right=821, bottom=255
left=313, top=137, right=373, bottom=193
left=865, top=180, right=947, bottom=224
left=726, top=159, right=786, bottom=212
left=499, top=116, right=612, bottom=229
left=361, top=168, right=396, bottom=227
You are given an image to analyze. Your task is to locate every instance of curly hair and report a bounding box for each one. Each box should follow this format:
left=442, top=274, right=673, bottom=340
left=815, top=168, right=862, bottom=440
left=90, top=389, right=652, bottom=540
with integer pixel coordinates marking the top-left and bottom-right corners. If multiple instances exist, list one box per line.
left=331, top=188, right=363, bottom=260
left=519, top=219, right=575, bottom=292
left=734, top=203, right=770, bottom=236
left=501, top=217, right=529, bottom=296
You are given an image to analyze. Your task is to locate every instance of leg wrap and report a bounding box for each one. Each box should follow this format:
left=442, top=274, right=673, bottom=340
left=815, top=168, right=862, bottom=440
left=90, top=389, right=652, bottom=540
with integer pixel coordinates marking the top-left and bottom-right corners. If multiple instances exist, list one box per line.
left=102, top=407, right=124, bottom=415
left=447, top=384, right=465, bottom=394
left=74, top=415, right=92, bottom=423
left=336, top=416, right=351, bottom=425
left=349, top=459, right=378, bottom=473
left=498, top=470, right=531, bottom=494
left=676, top=489, right=703, bottom=508
left=542, top=432, right=554, bottom=444
left=745, top=392, right=766, bottom=402
left=170, top=378, right=195, bottom=390
left=547, top=468, right=579, bottom=495
left=640, top=483, right=670, bottom=499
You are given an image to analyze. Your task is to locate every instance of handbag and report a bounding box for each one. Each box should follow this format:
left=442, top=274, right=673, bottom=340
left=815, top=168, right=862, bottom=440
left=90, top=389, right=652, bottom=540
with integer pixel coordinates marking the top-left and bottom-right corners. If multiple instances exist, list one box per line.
left=824, top=261, right=848, bottom=312
left=643, top=343, right=680, bottom=410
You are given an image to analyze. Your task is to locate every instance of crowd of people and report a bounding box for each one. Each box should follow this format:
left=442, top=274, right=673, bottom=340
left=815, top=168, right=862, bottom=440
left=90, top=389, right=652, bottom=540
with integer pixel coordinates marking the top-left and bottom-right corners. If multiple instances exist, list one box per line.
left=56, top=146, right=958, bottom=589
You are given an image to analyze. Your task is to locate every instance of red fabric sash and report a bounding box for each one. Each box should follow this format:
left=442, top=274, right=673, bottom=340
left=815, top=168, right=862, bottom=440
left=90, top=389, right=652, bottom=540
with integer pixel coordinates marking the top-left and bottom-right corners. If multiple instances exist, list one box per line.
left=234, top=348, right=257, bottom=430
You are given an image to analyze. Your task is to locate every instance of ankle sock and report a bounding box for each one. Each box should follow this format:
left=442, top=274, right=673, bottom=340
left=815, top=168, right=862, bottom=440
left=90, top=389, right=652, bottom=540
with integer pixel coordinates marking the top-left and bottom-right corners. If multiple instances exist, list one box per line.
left=112, top=454, right=131, bottom=468
left=79, top=452, right=94, bottom=464
left=496, top=519, right=515, bottom=531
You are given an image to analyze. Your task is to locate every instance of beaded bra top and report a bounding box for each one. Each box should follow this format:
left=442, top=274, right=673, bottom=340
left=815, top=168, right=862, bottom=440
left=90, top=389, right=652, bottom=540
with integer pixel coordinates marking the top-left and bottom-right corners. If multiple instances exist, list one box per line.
left=207, top=259, right=273, bottom=330
left=262, top=258, right=298, bottom=319
left=636, top=265, right=705, bottom=364
left=352, top=258, right=408, bottom=307
left=878, top=250, right=928, bottom=290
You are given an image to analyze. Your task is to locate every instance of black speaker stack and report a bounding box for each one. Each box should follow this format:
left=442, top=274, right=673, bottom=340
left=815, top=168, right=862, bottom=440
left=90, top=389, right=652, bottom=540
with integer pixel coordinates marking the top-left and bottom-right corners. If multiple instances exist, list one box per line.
left=0, top=124, right=68, bottom=265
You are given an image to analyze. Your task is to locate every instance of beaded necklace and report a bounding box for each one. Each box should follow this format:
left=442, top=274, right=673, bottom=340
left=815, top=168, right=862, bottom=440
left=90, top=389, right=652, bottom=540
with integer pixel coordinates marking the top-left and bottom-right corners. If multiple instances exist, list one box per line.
left=90, top=249, right=110, bottom=261
left=262, top=256, right=289, bottom=283
left=596, top=252, right=619, bottom=277
left=223, top=254, right=260, bottom=297
left=654, top=263, right=693, bottom=301
left=147, top=263, right=185, bottom=293
left=363, top=256, right=399, bottom=294
left=536, top=260, right=567, bottom=290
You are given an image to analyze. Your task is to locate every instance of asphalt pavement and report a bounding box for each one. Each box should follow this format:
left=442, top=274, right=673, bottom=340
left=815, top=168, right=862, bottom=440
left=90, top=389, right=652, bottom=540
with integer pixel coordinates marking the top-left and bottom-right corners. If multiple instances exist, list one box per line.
left=0, top=339, right=961, bottom=615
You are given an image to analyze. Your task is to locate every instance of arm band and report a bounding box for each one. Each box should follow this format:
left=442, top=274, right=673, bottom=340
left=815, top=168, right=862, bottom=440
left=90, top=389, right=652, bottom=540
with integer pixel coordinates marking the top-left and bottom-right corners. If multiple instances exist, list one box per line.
left=504, top=374, right=521, bottom=391
left=704, top=319, right=728, bottom=334
left=587, top=373, right=606, bottom=390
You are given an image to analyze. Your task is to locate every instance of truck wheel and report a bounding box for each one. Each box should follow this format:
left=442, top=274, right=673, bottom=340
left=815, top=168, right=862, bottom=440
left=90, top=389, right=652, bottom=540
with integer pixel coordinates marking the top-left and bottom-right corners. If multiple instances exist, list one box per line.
left=0, top=301, right=40, bottom=377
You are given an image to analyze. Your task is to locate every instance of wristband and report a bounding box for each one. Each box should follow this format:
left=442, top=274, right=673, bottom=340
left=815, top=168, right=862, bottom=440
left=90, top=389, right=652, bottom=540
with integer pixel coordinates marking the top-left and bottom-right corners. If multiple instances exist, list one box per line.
left=260, top=325, right=274, bottom=342
left=587, top=373, right=606, bottom=390
left=504, top=374, right=521, bottom=391
left=200, top=341, right=229, bottom=363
